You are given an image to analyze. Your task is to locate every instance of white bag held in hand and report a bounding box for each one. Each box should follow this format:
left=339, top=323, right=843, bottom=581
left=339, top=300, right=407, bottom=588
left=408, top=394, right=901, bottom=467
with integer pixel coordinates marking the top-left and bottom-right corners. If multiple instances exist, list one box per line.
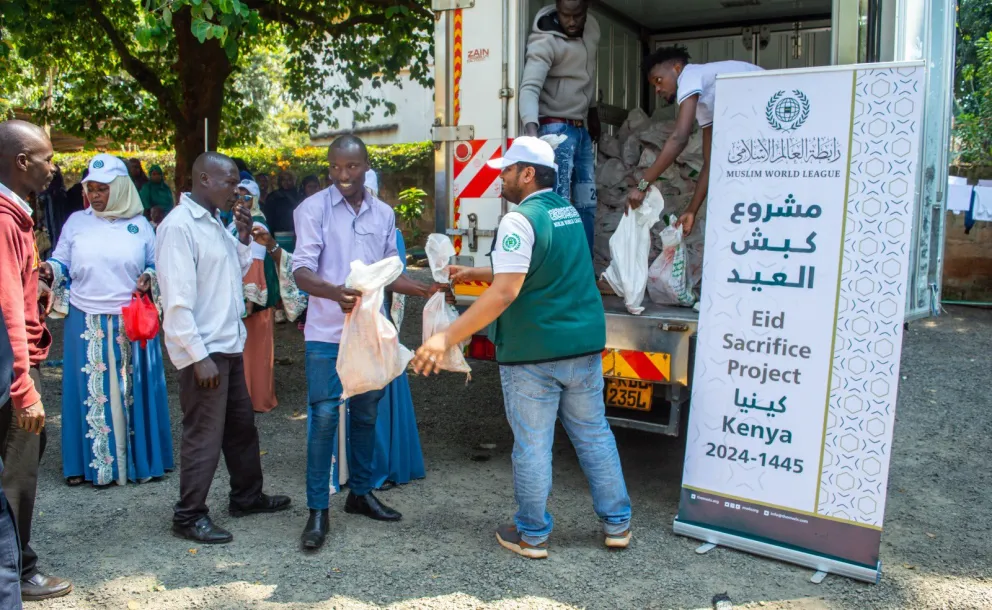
left=600, top=186, right=665, bottom=314
left=647, top=216, right=696, bottom=307
left=422, top=234, right=472, bottom=375
left=337, top=256, right=412, bottom=399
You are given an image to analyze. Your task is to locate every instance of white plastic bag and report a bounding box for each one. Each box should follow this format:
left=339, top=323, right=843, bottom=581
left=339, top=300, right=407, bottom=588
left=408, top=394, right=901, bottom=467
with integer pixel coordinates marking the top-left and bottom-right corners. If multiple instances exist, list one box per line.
left=337, top=256, right=412, bottom=399
left=422, top=234, right=471, bottom=375
left=600, top=186, right=665, bottom=314
left=647, top=216, right=696, bottom=307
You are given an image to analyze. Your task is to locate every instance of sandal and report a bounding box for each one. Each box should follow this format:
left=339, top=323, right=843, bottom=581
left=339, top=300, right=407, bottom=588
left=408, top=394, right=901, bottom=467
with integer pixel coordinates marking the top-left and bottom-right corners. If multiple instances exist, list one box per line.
left=65, top=476, right=84, bottom=487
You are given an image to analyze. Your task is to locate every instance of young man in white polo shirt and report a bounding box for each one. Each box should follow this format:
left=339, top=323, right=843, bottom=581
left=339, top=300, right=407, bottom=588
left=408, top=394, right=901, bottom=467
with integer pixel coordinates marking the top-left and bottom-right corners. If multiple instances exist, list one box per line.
left=626, top=46, right=762, bottom=234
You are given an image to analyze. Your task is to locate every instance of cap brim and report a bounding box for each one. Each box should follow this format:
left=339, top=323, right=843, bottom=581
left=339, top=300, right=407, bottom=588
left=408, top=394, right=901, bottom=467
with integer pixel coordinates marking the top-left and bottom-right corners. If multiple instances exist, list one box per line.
left=82, top=170, right=116, bottom=184
left=486, top=158, right=515, bottom=170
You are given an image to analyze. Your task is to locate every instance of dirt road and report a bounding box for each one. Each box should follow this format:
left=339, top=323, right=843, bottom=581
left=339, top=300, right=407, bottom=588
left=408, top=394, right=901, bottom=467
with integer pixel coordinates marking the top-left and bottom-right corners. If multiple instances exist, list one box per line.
left=29, top=292, right=992, bottom=609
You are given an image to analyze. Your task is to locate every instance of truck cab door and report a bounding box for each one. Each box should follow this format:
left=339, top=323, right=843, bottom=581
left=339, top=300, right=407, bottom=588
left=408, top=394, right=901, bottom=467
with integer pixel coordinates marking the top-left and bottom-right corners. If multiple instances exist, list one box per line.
left=432, top=0, right=520, bottom=291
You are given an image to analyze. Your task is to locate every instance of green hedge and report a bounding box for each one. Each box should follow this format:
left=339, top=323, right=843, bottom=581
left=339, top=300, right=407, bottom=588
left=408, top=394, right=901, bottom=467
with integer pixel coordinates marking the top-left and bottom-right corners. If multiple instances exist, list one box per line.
left=54, top=142, right=433, bottom=186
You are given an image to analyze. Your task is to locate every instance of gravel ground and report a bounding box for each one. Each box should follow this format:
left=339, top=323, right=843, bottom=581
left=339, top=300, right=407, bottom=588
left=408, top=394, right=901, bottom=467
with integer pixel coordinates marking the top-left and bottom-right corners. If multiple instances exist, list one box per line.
left=27, top=282, right=992, bottom=609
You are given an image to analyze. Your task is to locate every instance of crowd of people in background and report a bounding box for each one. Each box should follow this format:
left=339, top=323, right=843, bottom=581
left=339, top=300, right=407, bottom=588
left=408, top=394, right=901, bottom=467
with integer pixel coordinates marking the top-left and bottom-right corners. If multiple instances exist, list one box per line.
left=0, top=121, right=431, bottom=605
left=27, top=156, right=340, bottom=268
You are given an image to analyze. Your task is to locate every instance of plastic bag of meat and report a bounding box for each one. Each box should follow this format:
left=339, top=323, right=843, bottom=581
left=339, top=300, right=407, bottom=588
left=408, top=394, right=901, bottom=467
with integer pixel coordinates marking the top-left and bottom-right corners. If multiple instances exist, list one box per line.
left=600, top=186, right=665, bottom=314
left=421, top=234, right=471, bottom=375
left=337, top=256, right=412, bottom=399
left=647, top=216, right=696, bottom=307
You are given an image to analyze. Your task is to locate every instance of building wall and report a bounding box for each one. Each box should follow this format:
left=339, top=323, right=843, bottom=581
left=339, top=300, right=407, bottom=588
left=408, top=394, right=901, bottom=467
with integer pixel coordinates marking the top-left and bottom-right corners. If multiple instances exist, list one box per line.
left=944, top=167, right=992, bottom=302
left=309, top=69, right=434, bottom=146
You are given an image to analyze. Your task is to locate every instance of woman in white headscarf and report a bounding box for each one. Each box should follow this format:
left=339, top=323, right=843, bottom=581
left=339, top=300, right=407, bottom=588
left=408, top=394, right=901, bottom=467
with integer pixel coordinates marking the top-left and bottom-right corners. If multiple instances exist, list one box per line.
left=40, top=154, right=173, bottom=487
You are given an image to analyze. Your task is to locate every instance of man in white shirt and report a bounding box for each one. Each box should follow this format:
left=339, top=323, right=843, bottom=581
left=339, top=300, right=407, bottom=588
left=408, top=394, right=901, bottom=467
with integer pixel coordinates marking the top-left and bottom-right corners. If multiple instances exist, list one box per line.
left=156, top=152, right=290, bottom=545
left=627, top=46, right=762, bottom=234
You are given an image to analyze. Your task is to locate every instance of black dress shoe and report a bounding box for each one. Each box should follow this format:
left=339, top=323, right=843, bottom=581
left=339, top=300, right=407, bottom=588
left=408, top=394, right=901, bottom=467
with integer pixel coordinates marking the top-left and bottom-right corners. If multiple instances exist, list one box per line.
left=172, top=516, right=233, bottom=544
left=344, top=491, right=402, bottom=521
left=229, top=493, right=292, bottom=517
left=301, top=509, right=330, bottom=550
left=21, top=573, right=73, bottom=601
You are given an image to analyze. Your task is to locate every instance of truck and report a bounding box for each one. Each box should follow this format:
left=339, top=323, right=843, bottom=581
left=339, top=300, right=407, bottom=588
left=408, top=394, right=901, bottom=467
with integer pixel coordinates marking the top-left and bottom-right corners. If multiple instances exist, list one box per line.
left=429, top=0, right=953, bottom=436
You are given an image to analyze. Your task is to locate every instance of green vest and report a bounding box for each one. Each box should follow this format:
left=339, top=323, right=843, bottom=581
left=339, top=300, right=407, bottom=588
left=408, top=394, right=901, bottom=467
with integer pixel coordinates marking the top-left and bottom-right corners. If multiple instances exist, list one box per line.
left=491, top=190, right=606, bottom=364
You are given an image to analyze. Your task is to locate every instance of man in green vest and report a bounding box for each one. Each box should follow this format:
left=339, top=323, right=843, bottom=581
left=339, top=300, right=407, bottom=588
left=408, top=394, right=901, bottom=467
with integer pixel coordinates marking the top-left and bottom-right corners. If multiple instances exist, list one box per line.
left=412, top=136, right=631, bottom=559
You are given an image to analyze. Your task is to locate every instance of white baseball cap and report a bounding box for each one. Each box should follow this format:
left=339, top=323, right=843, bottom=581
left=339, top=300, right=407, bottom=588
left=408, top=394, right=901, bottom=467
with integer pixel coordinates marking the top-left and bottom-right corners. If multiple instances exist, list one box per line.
left=486, top=136, right=558, bottom=172
left=81, top=154, right=129, bottom=184
left=238, top=179, right=260, bottom=198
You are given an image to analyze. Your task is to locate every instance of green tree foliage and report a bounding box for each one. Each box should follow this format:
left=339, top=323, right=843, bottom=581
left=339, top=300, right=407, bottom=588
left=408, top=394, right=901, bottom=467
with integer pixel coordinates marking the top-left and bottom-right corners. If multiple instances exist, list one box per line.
left=0, top=0, right=433, bottom=183
left=955, top=0, right=992, bottom=164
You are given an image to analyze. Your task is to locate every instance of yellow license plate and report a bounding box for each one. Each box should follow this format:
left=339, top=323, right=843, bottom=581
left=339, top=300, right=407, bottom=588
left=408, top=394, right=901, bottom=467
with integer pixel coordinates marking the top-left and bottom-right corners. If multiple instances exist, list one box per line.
left=605, top=378, right=653, bottom=411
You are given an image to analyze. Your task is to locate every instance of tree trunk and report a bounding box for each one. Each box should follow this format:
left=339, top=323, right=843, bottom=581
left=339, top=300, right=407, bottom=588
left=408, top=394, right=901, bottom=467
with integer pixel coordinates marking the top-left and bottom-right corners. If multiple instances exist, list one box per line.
left=171, top=8, right=233, bottom=192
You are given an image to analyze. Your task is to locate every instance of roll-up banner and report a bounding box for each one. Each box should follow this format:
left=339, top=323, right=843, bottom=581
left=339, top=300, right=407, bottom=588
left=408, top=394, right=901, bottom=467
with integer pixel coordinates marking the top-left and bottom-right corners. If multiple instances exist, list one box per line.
left=674, top=62, right=925, bottom=583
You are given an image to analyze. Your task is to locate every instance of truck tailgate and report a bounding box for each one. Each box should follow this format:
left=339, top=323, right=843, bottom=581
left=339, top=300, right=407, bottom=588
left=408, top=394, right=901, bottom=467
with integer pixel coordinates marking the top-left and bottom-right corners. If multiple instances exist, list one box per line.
left=602, top=295, right=698, bottom=387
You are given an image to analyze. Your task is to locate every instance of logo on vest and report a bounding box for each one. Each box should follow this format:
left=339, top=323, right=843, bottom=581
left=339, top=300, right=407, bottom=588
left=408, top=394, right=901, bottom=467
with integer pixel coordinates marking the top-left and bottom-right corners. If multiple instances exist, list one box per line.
left=548, top=205, right=582, bottom=228
left=502, top=233, right=522, bottom=252
left=127, top=224, right=139, bottom=234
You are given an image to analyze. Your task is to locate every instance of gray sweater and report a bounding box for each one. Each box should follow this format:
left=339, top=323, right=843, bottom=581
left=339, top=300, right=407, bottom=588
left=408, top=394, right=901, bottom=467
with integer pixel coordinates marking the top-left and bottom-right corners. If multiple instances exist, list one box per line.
left=519, top=5, right=600, bottom=127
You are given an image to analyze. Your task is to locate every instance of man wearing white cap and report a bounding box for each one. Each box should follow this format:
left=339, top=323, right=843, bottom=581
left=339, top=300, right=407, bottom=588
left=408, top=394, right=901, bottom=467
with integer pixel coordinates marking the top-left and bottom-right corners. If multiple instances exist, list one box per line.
left=412, top=136, right=631, bottom=559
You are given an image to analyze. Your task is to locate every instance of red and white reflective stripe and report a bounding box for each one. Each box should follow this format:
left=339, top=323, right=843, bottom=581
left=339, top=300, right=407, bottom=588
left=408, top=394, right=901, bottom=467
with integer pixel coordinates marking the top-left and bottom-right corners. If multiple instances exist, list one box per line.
left=453, top=139, right=504, bottom=200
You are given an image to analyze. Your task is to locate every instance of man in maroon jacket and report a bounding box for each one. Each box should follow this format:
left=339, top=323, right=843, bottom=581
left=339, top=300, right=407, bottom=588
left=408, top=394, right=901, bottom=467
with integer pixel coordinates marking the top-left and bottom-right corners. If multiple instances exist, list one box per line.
left=0, top=119, right=72, bottom=602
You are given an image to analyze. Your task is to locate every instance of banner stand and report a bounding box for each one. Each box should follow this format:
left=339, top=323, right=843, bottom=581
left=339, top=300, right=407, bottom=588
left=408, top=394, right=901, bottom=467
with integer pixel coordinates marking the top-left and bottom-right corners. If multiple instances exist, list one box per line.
left=672, top=61, right=925, bottom=587
left=673, top=521, right=881, bottom=584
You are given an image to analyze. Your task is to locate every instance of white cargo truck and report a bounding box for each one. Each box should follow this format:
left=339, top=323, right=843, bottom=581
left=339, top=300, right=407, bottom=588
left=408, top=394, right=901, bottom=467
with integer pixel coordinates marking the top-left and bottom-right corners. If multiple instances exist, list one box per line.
left=429, top=0, right=953, bottom=435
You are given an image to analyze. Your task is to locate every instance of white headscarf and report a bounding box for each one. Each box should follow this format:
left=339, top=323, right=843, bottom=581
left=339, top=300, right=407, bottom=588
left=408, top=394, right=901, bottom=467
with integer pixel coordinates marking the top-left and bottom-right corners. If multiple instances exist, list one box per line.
left=91, top=175, right=144, bottom=220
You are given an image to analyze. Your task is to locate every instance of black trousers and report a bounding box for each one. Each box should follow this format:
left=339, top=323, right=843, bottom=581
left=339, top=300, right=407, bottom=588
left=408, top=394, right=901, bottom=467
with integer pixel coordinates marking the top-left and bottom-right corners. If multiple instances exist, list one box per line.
left=174, top=354, right=263, bottom=525
left=0, top=367, right=45, bottom=581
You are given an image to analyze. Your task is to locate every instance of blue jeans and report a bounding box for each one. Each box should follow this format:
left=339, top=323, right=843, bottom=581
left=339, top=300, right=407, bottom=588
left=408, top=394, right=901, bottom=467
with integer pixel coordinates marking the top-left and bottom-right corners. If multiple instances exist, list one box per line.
left=499, top=354, right=631, bottom=545
left=305, top=342, right=386, bottom=509
left=538, top=122, right=597, bottom=254
left=0, top=464, right=21, bottom=609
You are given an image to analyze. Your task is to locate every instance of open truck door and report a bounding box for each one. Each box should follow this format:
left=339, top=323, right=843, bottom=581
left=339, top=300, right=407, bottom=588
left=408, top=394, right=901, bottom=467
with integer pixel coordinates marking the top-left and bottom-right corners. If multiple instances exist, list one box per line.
left=431, top=0, right=520, bottom=299
left=430, top=0, right=954, bottom=437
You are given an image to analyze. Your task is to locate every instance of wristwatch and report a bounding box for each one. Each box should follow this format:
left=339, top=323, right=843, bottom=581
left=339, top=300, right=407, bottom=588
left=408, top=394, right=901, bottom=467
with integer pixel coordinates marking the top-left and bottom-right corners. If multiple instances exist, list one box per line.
left=637, top=179, right=650, bottom=192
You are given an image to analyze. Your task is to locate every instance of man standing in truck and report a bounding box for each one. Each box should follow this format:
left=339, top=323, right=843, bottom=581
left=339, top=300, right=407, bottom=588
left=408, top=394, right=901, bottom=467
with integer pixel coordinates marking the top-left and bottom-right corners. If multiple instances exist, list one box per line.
left=627, top=46, right=762, bottom=234
left=519, top=0, right=601, bottom=254
left=412, top=137, right=631, bottom=559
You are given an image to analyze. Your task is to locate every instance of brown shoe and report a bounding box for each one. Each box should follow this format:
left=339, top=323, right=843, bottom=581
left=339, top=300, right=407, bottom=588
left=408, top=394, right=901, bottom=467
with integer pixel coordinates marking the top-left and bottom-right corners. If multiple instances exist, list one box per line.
left=496, top=524, right=548, bottom=559
left=605, top=529, right=631, bottom=549
left=21, top=573, right=73, bottom=601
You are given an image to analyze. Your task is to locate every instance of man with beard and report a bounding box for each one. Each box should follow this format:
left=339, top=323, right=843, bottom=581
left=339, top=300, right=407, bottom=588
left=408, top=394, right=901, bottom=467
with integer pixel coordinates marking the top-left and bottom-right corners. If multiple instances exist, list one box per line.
left=412, top=137, right=631, bottom=559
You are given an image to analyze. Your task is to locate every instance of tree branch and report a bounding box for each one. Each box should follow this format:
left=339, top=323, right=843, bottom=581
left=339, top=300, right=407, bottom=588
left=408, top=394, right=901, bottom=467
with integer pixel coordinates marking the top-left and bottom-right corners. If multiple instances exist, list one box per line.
left=243, top=1, right=423, bottom=34
left=83, top=0, right=184, bottom=127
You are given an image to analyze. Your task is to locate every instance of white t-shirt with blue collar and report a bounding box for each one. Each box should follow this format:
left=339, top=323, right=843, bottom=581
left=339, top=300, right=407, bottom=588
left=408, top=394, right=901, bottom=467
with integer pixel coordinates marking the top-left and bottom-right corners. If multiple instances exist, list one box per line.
left=50, top=209, right=155, bottom=315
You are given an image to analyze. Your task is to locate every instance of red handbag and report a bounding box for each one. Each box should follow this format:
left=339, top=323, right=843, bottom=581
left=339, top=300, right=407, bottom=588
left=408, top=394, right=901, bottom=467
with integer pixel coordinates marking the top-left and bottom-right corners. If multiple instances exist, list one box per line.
left=122, top=292, right=160, bottom=348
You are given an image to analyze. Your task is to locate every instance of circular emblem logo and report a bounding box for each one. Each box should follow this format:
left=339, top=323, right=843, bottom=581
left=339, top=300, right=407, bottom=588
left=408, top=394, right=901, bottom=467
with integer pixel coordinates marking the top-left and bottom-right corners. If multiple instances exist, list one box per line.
left=92, top=160, right=105, bottom=169
left=502, top=233, right=521, bottom=252
left=766, top=89, right=810, bottom=132
left=127, top=224, right=139, bottom=234
left=775, top=97, right=801, bottom=123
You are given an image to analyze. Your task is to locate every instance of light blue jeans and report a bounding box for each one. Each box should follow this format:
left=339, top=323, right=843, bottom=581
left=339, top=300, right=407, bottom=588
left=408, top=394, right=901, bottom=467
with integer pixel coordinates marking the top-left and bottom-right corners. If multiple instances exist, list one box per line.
left=499, top=354, right=631, bottom=545
left=538, top=122, right=597, bottom=254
